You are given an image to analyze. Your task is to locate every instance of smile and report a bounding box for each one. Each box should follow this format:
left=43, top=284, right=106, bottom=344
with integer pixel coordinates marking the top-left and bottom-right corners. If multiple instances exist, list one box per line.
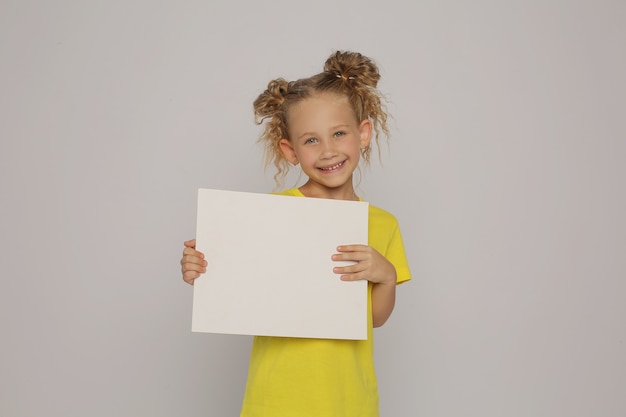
left=318, top=161, right=345, bottom=172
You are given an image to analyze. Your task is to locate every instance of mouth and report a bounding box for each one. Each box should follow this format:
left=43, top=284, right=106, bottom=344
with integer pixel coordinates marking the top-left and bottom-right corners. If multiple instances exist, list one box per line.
left=318, top=160, right=345, bottom=172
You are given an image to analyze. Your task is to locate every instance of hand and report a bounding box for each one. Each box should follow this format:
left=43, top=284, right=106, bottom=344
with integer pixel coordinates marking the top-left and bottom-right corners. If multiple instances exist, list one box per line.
left=180, top=239, right=207, bottom=285
left=331, top=244, right=396, bottom=285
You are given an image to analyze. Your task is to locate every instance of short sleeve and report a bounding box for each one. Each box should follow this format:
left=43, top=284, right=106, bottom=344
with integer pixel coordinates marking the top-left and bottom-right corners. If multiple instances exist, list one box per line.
left=368, top=205, right=412, bottom=284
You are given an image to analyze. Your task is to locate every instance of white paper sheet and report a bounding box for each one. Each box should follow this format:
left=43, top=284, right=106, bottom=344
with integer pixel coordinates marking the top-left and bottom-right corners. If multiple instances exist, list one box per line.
left=191, top=188, right=369, bottom=340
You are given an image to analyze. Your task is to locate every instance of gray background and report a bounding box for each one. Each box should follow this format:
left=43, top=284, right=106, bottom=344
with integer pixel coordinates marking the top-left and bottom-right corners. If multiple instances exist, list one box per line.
left=1, top=1, right=624, bottom=416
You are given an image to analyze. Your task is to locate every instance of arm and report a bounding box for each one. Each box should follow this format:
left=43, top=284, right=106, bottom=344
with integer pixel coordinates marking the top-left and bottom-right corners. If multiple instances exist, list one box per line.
left=332, top=245, right=398, bottom=327
left=370, top=272, right=397, bottom=327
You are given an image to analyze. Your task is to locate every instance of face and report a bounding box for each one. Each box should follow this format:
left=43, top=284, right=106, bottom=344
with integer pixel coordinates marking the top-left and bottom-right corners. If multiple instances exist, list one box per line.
left=279, top=93, right=371, bottom=200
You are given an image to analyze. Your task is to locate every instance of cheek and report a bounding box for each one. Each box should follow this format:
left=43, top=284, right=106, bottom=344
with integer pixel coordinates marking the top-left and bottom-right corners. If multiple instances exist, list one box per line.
left=348, top=139, right=363, bottom=155
left=294, top=147, right=313, bottom=162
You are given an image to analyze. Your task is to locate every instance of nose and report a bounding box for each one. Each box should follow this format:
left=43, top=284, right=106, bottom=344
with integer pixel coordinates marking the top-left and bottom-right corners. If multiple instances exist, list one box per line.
left=320, top=138, right=337, bottom=159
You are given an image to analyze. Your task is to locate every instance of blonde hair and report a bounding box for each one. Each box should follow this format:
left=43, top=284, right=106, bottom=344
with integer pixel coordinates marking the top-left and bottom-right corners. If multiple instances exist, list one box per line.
left=253, top=50, right=390, bottom=187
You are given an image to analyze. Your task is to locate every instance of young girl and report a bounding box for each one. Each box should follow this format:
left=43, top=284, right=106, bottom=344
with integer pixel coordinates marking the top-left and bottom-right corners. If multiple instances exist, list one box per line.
left=180, top=50, right=411, bottom=417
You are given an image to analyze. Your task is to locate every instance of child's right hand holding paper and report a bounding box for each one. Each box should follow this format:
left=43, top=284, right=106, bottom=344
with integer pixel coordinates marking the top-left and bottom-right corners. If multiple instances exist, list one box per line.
left=181, top=239, right=207, bottom=285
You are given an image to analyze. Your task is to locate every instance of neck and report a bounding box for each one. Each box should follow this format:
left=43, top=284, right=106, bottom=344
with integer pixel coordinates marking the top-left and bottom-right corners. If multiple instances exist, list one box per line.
left=298, top=182, right=359, bottom=201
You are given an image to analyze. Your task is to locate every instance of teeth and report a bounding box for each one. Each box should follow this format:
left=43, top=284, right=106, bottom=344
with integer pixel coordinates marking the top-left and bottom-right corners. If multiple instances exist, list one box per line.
left=320, top=162, right=343, bottom=171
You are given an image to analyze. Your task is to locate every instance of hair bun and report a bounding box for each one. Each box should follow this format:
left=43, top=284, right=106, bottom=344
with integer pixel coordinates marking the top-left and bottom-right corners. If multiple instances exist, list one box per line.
left=254, top=78, right=289, bottom=118
left=323, top=51, right=380, bottom=88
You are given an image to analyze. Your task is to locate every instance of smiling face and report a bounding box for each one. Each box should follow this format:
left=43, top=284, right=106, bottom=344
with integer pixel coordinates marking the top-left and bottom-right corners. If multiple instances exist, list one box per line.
left=279, top=92, right=372, bottom=200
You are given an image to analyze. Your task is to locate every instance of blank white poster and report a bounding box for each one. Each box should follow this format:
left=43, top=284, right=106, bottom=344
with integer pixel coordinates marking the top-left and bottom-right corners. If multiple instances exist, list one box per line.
left=192, top=188, right=369, bottom=340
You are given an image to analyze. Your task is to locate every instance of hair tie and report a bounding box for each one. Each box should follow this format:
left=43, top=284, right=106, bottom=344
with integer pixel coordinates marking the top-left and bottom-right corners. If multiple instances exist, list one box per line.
left=335, top=73, right=355, bottom=81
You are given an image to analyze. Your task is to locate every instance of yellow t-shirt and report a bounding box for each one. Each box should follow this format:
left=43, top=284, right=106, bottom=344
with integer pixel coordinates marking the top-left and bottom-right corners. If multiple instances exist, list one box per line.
left=240, top=188, right=411, bottom=417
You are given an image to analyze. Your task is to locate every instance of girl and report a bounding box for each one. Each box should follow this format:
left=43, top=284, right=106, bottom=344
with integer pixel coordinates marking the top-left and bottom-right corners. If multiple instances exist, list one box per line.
left=180, top=50, right=411, bottom=417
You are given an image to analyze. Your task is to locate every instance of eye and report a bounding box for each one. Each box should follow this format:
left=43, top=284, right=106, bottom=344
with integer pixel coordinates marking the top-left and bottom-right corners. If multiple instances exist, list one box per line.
left=333, top=131, right=346, bottom=138
left=304, top=137, right=318, bottom=144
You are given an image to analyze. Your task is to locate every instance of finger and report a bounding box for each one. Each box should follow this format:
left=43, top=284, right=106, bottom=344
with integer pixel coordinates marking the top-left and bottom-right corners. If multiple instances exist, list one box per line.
left=180, top=255, right=207, bottom=268
left=182, top=262, right=207, bottom=284
left=184, top=239, right=196, bottom=249
left=336, top=244, right=368, bottom=252
left=182, top=259, right=207, bottom=271
left=332, top=252, right=369, bottom=263
left=182, top=270, right=200, bottom=285
left=339, top=272, right=368, bottom=281
left=333, top=263, right=367, bottom=275
left=183, top=247, right=204, bottom=258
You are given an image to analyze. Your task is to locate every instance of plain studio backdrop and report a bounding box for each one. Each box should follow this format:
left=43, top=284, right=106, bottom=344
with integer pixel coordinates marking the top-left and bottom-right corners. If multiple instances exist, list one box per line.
left=1, top=1, right=624, bottom=416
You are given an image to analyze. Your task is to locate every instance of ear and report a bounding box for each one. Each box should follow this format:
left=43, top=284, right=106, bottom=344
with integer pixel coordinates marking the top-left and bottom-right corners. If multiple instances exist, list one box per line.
left=278, top=138, right=298, bottom=165
left=359, top=119, right=372, bottom=149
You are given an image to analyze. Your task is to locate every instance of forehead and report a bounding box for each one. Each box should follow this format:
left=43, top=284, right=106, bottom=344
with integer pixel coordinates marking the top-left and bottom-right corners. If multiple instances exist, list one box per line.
left=287, top=92, right=357, bottom=127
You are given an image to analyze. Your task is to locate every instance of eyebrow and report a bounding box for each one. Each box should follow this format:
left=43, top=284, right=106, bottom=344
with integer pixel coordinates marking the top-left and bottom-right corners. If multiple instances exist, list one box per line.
left=296, top=131, right=316, bottom=141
